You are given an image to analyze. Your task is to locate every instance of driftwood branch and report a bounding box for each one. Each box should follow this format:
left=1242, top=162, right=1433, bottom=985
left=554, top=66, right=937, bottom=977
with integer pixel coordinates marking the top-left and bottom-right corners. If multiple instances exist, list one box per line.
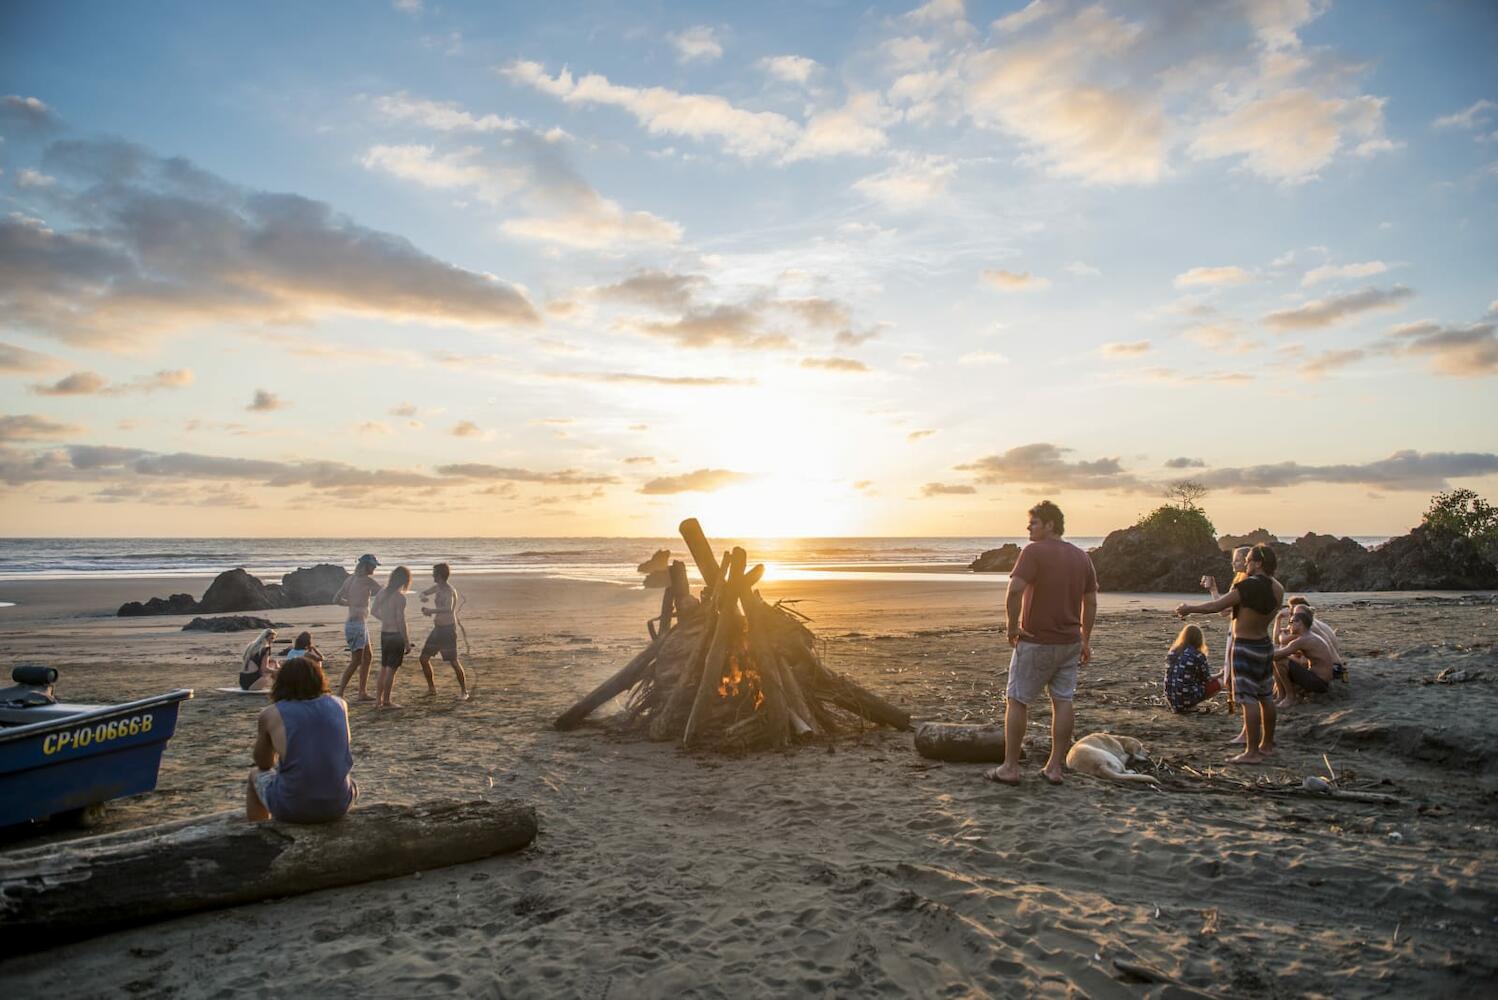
left=0, top=798, right=537, bottom=954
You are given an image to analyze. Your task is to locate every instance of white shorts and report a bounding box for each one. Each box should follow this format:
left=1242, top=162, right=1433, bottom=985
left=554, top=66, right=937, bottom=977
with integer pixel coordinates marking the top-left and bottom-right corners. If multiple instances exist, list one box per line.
left=1005, top=641, right=1081, bottom=705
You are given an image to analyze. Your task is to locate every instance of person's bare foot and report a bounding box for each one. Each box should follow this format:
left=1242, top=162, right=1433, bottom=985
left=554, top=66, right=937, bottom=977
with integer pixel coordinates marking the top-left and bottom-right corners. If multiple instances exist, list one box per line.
left=1227, top=750, right=1265, bottom=764
left=424, top=688, right=437, bottom=697
left=985, top=765, right=1022, bottom=786
left=377, top=701, right=403, bottom=710
left=356, top=694, right=375, bottom=703
left=459, top=690, right=471, bottom=701
left=1226, top=731, right=1248, bottom=746
left=1258, top=742, right=1276, bottom=756
left=1041, top=766, right=1064, bottom=786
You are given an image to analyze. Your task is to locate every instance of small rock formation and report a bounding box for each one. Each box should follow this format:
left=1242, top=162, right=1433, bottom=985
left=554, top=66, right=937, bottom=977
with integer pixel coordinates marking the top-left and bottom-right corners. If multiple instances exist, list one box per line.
left=643, top=570, right=670, bottom=589
left=1363, top=526, right=1498, bottom=590
left=637, top=549, right=671, bottom=574
left=182, top=616, right=288, bottom=633
left=969, top=544, right=1022, bottom=573
left=1089, top=511, right=1232, bottom=593
left=281, top=564, right=350, bottom=606
left=194, top=568, right=282, bottom=614
left=1277, top=533, right=1371, bottom=591
left=1218, top=529, right=1282, bottom=553
left=117, top=593, right=196, bottom=617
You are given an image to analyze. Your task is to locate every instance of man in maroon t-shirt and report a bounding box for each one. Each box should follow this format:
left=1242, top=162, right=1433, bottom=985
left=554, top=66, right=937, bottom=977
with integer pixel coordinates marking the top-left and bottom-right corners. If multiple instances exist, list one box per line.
left=987, top=500, right=1098, bottom=787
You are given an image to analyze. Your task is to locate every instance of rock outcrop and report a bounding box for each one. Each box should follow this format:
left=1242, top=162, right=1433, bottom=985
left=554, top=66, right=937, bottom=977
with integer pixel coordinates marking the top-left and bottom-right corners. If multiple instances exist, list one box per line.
left=969, top=544, right=1022, bottom=573
left=637, top=549, right=671, bottom=574
left=1089, top=510, right=1232, bottom=593
left=118, top=564, right=351, bottom=617
left=1218, top=529, right=1282, bottom=553
left=117, top=594, right=196, bottom=617
left=1363, top=526, right=1498, bottom=591
left=182, top=615, right=287, bottom=633
left=280, top=564, right=349, bottom=606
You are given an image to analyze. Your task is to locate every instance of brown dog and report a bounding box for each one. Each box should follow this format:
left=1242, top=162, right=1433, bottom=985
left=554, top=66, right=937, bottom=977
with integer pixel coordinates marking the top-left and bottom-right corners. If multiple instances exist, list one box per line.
left=1065, top=733, right=1160, bottom=787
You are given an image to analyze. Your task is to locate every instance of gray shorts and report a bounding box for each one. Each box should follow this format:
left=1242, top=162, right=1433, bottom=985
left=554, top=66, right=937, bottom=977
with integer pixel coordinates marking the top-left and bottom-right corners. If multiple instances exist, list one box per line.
left=252, top=767, right=279, bottom=807
left=344, top=618, right=369, bottom=651
left=1006, top=641, right=1081, bottom=705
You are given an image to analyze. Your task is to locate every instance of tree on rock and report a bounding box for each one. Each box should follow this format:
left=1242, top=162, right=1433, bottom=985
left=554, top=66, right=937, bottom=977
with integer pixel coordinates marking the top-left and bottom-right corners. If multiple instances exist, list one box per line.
left=1422, top=489, right=1498, bottom=565
left=1165, top=479, right=1209, bottom=512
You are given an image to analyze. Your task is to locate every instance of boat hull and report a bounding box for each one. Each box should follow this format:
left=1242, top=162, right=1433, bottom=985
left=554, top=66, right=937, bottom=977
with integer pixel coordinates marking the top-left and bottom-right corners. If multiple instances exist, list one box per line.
left=0, top=690, right=192, bottom=827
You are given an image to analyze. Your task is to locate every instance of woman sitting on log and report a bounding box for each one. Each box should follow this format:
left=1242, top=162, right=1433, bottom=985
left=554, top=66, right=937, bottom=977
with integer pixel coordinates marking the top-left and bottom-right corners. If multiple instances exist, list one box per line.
left=239, top=628, right=278, bottom=691
left=247, top=656, right=358, bottom=823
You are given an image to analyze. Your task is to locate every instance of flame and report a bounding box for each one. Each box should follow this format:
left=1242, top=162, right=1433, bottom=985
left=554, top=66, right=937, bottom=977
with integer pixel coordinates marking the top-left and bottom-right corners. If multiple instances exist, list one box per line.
left=717, top=644, right=766, bottom=710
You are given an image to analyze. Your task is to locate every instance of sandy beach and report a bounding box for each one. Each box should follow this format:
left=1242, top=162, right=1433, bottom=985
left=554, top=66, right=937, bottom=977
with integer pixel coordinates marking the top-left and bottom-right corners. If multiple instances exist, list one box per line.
left=1, top=572, right=1496, bottom=997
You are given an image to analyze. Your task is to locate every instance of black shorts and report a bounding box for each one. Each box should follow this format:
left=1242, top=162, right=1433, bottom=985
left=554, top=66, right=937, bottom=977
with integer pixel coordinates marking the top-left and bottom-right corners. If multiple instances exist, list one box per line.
left=1288, top=660, right=1330, bottom=693
left=421, top=624, right=458, bottom=662
left=380, top=632, right=406, bottom=670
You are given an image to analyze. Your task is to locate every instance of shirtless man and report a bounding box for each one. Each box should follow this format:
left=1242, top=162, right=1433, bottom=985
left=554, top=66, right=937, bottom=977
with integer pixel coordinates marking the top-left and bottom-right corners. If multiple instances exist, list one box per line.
left=1272, top=606, right=1336, bottom=707
left=333, top=554, right=381, bottom=702
left=1176, top=543, right=1285, bottom=764
left=1276, top=596, right=1345, bottom=672
left=418, top=562, right=469, bottom=701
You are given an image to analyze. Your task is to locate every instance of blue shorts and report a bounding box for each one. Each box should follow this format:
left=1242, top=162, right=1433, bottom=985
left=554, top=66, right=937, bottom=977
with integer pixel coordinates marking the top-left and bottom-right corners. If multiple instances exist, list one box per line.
left=344, top=619, right=370, bottom=652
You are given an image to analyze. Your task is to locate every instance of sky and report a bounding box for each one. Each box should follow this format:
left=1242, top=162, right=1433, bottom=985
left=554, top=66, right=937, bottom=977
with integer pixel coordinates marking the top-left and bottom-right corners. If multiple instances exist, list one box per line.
left=1, top=0, right=1496, bottom=539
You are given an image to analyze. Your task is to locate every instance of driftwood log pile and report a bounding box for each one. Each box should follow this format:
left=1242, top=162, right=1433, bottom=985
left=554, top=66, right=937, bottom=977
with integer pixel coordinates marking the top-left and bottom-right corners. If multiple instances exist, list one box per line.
left=0, top=798, right=537, bottom=953
left=555, top=519, right=910, bottom=751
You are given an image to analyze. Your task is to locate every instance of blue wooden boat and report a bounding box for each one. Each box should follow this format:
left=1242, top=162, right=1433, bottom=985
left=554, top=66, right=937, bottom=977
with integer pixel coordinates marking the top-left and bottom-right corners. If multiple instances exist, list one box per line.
left=0, top=666, right=192, bottom=827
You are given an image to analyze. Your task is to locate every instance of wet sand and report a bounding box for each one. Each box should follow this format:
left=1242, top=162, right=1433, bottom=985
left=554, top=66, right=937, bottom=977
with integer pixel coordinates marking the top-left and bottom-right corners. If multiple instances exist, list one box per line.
left=1, top=574, right=1495, bottom=997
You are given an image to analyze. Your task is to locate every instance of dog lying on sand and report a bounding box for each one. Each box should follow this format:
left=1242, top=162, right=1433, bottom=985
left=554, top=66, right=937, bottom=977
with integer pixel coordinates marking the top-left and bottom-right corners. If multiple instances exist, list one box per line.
left=1065, top=733, right=1160, bottom=787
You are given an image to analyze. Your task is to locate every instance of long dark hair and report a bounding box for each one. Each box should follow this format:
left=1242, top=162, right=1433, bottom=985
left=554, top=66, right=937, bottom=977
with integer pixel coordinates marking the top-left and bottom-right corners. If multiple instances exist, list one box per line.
left=272, top=656, right=328, bottom=702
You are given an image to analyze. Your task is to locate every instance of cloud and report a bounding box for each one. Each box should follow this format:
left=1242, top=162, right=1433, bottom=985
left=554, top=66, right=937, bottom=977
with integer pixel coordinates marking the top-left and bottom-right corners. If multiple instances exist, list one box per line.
left=993, top=0, right=1052, bottom=33
left=433, top=464, right=617, bottom=485
left=1129, top=367, right=1254, bottom=385
left=907, top=0, right=967, bottom=26
left=922, top=482, right=976, bottom=496
left=390, top=403, right=418, bottom=418
left=3, top=140, right=537, bottom=347
left=1200, top=450, right=1498, bottom=493
left=0, top=95, right=59, bottom=137
left=596, top=270, right=706, bottom=311
left=248, top=390, right=284, bottom=412
left=360, top=144, right=515, bottom=203
left=1099, top=340, right=1151, bottom=357
left=502, top=60, right=800, bottom=159
left=451, top=420, right=481, bottom=437
left=982, top=269, right=1049, bottom=291
left=835, top=325, right=885, bottom=347
left=1065, top=261, right=1101, bottom=278
left=1263, top=285, right=1414, bottom=330
left=0, top=341, right=60, bottom=373
left=372, top=92, right=529, bottom=133
left=959, top=350, right=1009, bottom=365
left=852, top=154, right=956, bottom=209
left=1191, top=86, right=1393, bottom=183
left=907, top=429, right=936, bottom=442
left=900, top=353, right=929, bottom=368
left=0, top=414, right=83, bottom=441
left=963, top=6, right=1167, bottom=185
left=31, top=369, right=194, bottom=395
left=1164, top=457, right=1205, bottom=469
left=1433, top=99, right=1496, bottom=131
left=16, top=169, right=55, bottom=189
left=1301, top=260, right=1388, bottom=286
left=500, top=199, right=683, bottom=249
left=758, top=55, right=818, bottom=85
left=622, top=456, right=655, bottom=465
left=1297, top=347, right=1366, bottom=380
left=955, top=442, right=1148, bottom=492
left=1182, top=324, right=1260, bottom=354
left=784, top=93, right=891, bottom=161
left=547, top=370, right=755, bottom=387
left=356, top=421, right=391, bottom=435
left=639, top=468, right=751, bottom=495
left=1174, top=266, right=1252, bottom=289
left=669, top=26, right=722, bottom=64
left=777, top=298, right=851, bottom=329
left=632, top=305, right=792, bottom=351
left=800, top=356, right=870, bottom=373
left=1388, top=320, right=1498, bottom=377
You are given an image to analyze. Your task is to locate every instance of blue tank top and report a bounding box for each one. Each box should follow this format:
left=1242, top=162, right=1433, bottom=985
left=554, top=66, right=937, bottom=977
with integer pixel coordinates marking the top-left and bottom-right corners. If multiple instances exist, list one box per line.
left=264, top=695, right=355, bottom=823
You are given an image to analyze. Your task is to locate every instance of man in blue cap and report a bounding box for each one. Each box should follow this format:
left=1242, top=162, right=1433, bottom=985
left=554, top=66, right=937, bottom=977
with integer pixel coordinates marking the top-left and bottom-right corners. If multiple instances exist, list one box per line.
left=333, top=554, right=382, bottom=702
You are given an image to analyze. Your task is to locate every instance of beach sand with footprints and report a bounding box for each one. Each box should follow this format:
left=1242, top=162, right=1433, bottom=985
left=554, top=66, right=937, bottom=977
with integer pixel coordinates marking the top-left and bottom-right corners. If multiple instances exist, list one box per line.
left=1, top=573, right=1495, bottom=997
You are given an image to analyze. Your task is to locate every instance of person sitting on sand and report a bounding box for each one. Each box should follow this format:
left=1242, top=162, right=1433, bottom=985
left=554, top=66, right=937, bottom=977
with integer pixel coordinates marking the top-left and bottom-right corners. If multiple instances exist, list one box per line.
left=1277, top=596, right=1347, bottom=678
left=334, top=554, right=382, bottom=702
left=986, top=500, right=1098, bottom=787
left=1176, top=543, right=1284, bottom=764
left=246, top=656, right=357, bottom=823
left=239, top=628, right=278, bottom=692
left=1164, top=624, right=1222, bottom=712
left=371, top=565, right=412, bottom=710
left=1271, top=606, right=1336, bottom=707
left=418, top=563, right=469, bottom=701
left=282, top=630, right=324, bottom=665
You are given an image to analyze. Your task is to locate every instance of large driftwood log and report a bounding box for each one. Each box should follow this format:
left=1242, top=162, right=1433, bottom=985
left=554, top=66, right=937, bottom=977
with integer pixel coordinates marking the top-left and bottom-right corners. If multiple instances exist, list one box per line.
left=795, top=640, right=912, bottom=731
left=554, top=630, right=667, bottom=730
left=0, top=798, right=537, bottom=953
left=679, top=518, right=721, bottom=589
left=914, top=722, right=1006, bottom=762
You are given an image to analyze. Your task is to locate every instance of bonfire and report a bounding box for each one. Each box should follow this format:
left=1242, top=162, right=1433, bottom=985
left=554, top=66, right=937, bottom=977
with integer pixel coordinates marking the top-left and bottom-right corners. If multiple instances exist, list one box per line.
left=555, top=519, right=911, bottom=751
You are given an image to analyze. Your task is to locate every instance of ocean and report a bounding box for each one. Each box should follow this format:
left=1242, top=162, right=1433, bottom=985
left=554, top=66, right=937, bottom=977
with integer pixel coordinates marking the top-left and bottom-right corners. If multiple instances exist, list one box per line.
left=0, top=536, right=1394, bottom=587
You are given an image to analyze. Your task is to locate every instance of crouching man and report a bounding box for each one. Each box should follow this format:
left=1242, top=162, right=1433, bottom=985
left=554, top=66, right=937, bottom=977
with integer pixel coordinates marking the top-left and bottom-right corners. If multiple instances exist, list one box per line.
left=247, top=657, right=358, bottom=823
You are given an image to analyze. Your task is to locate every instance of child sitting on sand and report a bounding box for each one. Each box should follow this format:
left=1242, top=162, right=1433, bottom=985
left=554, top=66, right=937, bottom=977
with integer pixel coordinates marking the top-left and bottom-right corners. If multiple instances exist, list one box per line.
left=1164, top=624, right=1222, bottom=712
left=282, top=631, right=323, bottom=665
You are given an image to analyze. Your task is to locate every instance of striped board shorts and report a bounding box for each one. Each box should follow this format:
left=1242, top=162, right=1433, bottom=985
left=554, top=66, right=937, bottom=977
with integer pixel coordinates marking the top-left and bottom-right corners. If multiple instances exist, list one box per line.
left=1231, top=637, right=1275, bottom=701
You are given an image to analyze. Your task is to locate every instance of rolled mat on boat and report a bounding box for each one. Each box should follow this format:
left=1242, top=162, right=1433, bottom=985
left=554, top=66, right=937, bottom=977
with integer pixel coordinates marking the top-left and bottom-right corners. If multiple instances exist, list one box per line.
left=0, top=798, right=537, bottom=953
left=913, top=721, right=1006, bottom=763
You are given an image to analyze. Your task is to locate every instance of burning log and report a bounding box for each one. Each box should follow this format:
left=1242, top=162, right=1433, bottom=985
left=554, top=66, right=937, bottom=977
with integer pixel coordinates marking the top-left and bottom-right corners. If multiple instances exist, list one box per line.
left=555, top=520, right=911, bottom=752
